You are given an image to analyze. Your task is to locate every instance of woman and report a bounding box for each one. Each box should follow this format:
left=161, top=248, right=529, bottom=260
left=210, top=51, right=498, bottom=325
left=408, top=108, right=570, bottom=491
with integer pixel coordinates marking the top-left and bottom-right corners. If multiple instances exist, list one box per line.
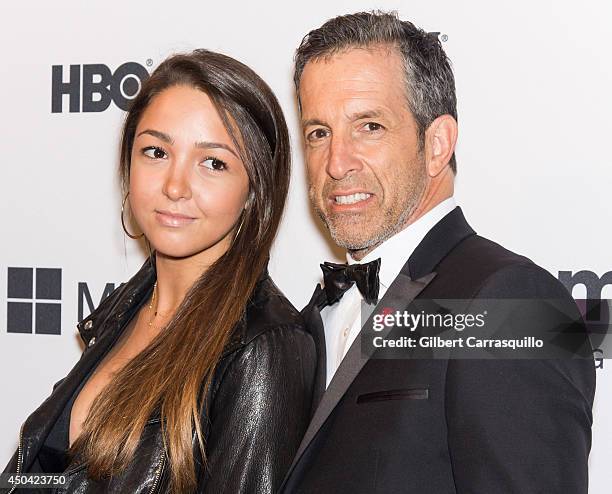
left=3, top=49, right=315, bottom=493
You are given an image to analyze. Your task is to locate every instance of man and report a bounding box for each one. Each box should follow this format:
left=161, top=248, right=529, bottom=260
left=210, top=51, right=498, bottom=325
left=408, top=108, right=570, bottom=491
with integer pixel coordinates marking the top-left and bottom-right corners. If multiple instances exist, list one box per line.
left=281, top=11, right=596, bottom=493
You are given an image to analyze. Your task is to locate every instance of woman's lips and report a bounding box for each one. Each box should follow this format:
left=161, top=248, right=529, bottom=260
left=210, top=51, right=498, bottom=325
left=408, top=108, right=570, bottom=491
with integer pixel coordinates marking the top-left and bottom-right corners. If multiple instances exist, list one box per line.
left=155, top=210, right=196, bottom=227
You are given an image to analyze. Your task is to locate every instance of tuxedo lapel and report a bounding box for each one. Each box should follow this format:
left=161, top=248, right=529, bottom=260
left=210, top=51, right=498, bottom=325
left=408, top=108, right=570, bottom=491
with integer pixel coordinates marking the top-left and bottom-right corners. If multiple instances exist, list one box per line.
left=301, top=285, right=328, bottom=412
left=287, top=271, right=436, bottom=479
left=407, top=206, right=475, bottom=280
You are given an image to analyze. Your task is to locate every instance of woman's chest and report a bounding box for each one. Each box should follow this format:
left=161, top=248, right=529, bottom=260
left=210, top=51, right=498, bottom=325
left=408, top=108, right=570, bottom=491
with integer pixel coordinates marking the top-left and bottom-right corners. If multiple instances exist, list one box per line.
left=69, top=315, right=159, bottom=446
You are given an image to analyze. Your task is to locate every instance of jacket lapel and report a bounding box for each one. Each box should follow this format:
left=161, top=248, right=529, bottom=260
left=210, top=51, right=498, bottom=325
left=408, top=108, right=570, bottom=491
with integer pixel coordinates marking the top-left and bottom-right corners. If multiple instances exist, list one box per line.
left=286, top=271, right=436, bottom=480
left=407, top=206, right=475, bottom=280
left=301, top=285, right=328, bottom=413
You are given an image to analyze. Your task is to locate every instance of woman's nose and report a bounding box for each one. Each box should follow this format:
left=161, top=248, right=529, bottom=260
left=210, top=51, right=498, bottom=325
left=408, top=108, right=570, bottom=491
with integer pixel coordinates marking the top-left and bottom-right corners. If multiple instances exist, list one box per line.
left=162, top=161, right=192, bottom=201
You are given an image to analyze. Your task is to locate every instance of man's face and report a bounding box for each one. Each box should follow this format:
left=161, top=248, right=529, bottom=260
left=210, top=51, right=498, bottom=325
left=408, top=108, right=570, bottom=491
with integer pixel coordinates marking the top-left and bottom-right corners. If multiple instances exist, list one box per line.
left=299, top=46, right=427, bottom=256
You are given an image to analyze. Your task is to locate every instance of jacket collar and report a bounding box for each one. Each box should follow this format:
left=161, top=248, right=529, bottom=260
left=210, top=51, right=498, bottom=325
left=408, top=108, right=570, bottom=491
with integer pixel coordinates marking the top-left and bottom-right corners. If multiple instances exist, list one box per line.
left=77, top=256, right=156, bottom=346
left=78, top=255, right=271, bottom=357
left=406, top=206, right=476, bottom=280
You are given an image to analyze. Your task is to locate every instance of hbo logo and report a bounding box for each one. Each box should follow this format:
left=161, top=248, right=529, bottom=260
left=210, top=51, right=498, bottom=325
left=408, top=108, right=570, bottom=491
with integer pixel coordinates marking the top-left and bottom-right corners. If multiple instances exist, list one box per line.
left=51, top=62, right=149, bottom=113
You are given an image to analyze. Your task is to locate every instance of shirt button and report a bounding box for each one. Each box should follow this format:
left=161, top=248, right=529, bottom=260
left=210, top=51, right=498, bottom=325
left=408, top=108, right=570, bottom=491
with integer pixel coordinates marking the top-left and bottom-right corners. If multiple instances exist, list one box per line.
left=88, top=337, right=96, bottom=347
left=84, top=320, right=93, bottom=330
left=343, top=327, right=349, bottom=337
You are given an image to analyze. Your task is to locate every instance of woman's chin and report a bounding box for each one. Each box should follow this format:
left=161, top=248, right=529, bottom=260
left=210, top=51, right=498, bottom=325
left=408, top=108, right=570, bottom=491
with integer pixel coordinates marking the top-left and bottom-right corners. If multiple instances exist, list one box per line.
left=152, top=245, right=200, bottom=260
left=150, top=237, right=231, bottom=262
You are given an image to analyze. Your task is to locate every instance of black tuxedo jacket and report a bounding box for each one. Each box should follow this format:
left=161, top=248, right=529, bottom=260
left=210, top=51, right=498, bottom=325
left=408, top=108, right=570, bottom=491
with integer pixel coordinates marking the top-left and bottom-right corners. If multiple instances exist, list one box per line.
left=281, top=207, right=596, bottom=494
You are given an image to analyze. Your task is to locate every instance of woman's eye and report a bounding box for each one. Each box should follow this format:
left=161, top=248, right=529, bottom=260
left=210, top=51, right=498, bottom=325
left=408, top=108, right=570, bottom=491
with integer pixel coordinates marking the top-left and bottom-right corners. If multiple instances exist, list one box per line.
left=202, top=157, right=227, bottom=171
left=143, top=147, right=167, bottom=159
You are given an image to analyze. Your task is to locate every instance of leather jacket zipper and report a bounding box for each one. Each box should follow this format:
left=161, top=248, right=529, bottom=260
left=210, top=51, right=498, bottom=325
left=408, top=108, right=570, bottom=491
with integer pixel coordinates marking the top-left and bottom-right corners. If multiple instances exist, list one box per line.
left=7, top=423, right=24, bottom=494
left=148, top=452, right=166, bottom=494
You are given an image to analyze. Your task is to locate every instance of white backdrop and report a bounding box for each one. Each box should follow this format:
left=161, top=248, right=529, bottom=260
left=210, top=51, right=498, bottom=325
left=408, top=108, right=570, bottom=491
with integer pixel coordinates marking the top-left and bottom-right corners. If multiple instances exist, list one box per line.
left=1, top=0, right=609, bottom=491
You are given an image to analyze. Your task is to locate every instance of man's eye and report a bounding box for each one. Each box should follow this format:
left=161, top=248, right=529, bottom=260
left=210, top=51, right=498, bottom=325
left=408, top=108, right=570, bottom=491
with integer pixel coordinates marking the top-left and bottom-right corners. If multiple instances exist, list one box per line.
left=202, top=157, right=227, bottom=171
left=363, top=122, right=384, bottom=132
left=143, top=147, right=167, bottom=159
left=307, top=128, right=329, bottom=141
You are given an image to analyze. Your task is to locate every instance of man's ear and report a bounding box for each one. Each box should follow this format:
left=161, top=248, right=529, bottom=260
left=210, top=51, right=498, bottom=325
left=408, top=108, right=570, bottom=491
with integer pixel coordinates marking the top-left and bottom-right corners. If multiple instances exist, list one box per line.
left=425, top=114, right=458, bottom=177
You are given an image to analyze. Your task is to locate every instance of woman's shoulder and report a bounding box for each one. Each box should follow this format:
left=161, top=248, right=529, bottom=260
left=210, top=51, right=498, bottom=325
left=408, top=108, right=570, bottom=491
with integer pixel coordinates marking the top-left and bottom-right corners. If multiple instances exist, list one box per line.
left=248, top=275, right=303, bottom=324
left=223, top=274, right=312, bottom=358
left=210, top=275, right=316, bottom=399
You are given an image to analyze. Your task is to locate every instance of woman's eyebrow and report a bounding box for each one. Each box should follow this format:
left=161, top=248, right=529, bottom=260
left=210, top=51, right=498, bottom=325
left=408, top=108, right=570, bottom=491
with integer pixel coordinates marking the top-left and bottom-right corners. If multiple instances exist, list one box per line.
left=137, top=129, right=239, bottom=158
left=136, top=129, right=174, bottom=144
left=195, top=140, right=239, bottom=159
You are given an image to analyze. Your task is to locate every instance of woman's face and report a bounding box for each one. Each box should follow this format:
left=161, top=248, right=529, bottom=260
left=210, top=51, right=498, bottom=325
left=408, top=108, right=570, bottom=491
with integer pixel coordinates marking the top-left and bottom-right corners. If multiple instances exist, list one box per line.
left=129, top=85, right=250, bottom=262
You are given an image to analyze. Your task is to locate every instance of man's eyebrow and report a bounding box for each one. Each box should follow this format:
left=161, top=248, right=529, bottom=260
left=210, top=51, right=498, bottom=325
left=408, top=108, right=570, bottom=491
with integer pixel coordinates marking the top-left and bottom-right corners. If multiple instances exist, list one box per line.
left=195, top=140, right=239, bottom=159
left=302, top=110, right=386, bottom=129
left=347, top=109, right=385, bottom=121
left=302, top=118, right=328, bottom=129
left=136, top=129, right=174, bottom=144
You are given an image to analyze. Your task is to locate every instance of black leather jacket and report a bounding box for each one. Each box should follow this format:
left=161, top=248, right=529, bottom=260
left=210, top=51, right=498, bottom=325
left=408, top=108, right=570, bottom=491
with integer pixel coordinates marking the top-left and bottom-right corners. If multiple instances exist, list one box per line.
left=3, top=259, right=316, bottom=493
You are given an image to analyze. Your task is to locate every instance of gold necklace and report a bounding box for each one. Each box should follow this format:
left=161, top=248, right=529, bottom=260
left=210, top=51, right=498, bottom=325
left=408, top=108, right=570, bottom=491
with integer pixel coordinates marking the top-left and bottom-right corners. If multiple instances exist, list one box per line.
left=147, top=282, right=174, bottom=330
left=148, top=281, right=158, bottom=328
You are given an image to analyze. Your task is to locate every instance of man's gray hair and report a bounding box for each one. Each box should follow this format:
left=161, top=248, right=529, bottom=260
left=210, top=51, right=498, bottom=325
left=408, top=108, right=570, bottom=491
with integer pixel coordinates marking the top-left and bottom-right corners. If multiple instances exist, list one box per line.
left=294, top=11, right=458, bottom=173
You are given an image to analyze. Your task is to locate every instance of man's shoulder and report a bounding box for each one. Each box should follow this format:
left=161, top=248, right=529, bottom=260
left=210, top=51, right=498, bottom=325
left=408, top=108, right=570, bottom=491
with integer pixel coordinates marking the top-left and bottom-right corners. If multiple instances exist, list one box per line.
left=432, top=234, right=568, bottom=299
left=447, top=233, right=532, bottom=271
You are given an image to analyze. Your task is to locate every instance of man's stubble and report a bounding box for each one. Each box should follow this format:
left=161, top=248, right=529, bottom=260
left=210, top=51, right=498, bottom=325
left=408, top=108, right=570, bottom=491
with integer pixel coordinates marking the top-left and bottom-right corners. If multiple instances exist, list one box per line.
left=308, top=153, right=428, bottom=260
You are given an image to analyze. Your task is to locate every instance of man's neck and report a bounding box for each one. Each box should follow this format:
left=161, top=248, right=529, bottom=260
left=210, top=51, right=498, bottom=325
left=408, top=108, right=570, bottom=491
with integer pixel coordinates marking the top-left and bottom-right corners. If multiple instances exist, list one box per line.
left=347, top=196, right=456, bottom=263
left=348, top=195, right=455, bottom=262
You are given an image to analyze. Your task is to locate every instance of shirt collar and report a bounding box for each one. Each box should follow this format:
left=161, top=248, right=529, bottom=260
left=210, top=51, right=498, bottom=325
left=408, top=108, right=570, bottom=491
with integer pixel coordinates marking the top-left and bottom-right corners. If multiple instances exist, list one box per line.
left=347, top=197, right=457, bottom=289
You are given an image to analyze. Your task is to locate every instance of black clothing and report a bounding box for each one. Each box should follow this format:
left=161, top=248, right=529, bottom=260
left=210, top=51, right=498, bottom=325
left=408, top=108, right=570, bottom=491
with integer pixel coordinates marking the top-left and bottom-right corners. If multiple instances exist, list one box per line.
left=3, top=259, right=316, bottom=493
left=281, top=207, right=596, bottom=494
left=320, top=258, right=381, bottom=305
left=37, top=362, right=92, bottom=473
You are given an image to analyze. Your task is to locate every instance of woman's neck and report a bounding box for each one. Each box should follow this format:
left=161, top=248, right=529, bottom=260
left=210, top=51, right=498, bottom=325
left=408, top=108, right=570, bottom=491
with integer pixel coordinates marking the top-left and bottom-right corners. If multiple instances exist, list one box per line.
left=153, top=255, right=202, bottom=315
left=152, top=250, right=223, bottom=317
left=151, top=227, right=235, bottom=318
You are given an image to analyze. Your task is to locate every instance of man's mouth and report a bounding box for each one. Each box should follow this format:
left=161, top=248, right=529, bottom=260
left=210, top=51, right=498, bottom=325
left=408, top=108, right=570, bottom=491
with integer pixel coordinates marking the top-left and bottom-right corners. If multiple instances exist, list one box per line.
left=333, top=192, right=372, bottom=205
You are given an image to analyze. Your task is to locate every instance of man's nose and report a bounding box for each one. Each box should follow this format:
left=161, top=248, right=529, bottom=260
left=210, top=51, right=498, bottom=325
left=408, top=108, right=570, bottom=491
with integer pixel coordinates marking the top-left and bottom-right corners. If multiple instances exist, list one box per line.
left=325, top=135, right=362, bottom=180
left=162, top=160, right=192, bottom=201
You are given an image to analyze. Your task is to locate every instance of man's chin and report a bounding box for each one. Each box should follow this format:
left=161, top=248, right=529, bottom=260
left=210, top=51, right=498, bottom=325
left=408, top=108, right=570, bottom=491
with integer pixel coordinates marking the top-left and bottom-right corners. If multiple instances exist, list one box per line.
left=318, top=209, right=387, bottom=249
left=328, top=227, right=378, bottom=252
left=325, top=214, right=403, bottom=253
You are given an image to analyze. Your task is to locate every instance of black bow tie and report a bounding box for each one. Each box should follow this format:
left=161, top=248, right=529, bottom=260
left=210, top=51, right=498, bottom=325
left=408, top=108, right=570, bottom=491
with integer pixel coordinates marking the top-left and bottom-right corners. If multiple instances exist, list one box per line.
left=320, top=258, right=381, bottom=306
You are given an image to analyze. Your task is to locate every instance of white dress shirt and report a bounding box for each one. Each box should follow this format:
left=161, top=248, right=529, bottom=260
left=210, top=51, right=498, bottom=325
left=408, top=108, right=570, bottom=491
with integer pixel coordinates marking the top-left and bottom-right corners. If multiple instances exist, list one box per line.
left=320, top=197, right=457, bottom=388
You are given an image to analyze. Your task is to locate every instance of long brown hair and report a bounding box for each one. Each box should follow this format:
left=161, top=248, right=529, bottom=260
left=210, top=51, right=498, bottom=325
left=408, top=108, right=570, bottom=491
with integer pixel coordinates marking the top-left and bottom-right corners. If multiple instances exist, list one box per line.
left=70, top=49, right=291, bottom=492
